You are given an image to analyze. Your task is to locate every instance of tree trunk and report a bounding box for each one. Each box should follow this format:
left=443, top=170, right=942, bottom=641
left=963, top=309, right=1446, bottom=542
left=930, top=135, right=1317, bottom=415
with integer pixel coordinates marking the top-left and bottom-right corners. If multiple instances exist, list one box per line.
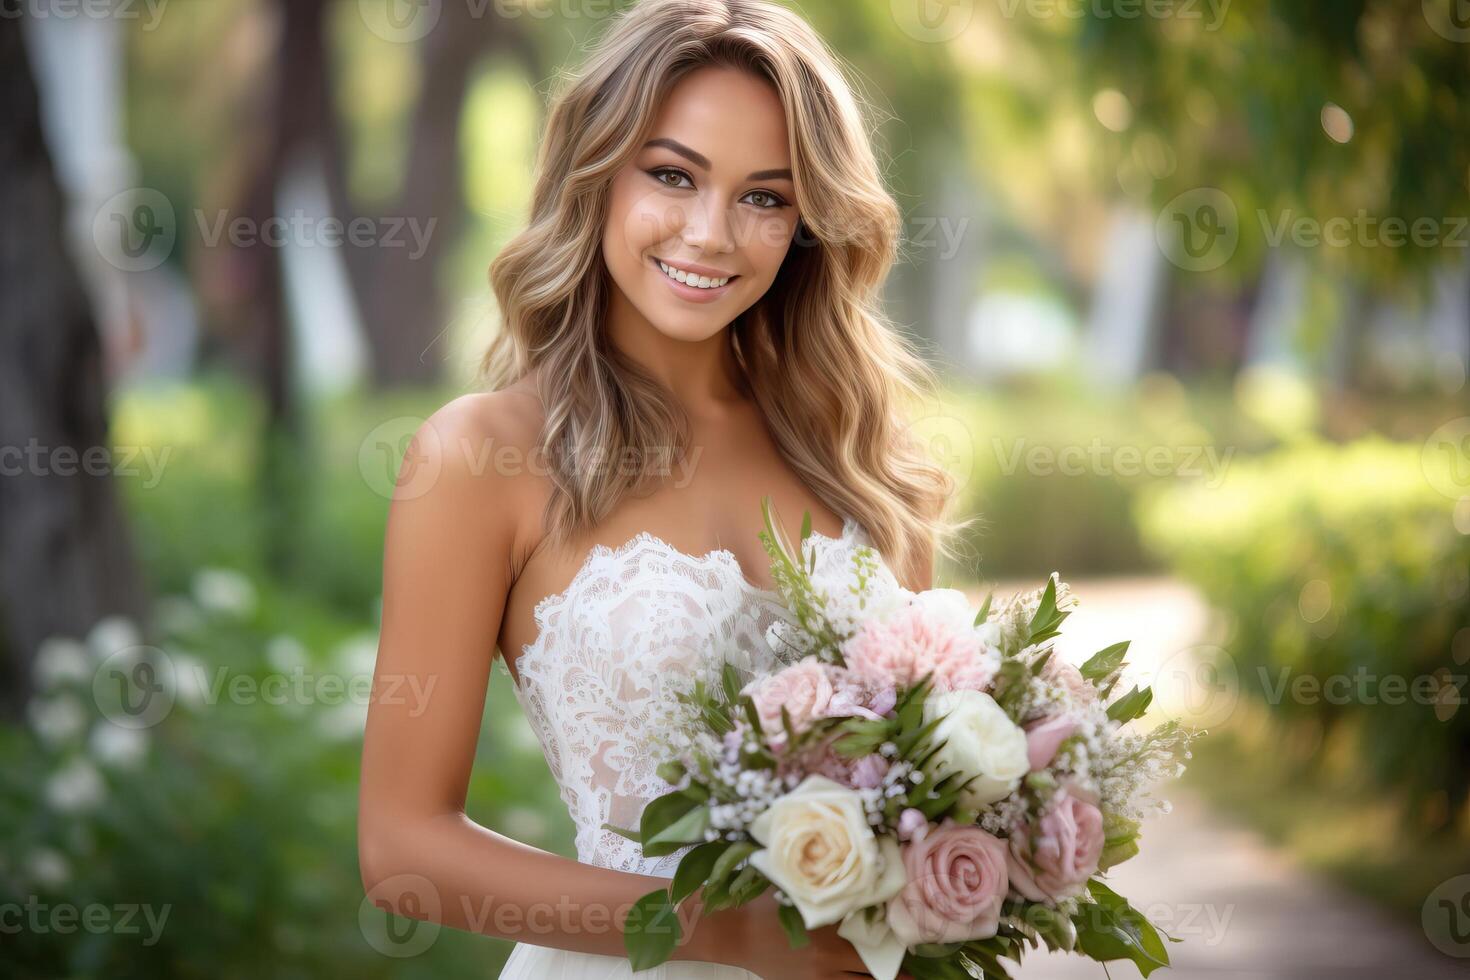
left=319, top=4, right=541, bottom=387
left=0, top=7, right=147, bottom=718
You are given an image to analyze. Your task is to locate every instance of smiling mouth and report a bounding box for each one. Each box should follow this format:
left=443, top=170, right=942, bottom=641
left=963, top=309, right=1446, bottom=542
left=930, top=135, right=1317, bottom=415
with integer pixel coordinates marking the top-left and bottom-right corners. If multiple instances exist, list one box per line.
left=650, top=256, right=739, bottom=290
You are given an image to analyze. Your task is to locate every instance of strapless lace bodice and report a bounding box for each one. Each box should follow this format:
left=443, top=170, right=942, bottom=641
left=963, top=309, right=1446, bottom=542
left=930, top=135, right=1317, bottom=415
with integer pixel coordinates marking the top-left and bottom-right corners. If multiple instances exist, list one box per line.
left=503, top=517, right=871, bottom=877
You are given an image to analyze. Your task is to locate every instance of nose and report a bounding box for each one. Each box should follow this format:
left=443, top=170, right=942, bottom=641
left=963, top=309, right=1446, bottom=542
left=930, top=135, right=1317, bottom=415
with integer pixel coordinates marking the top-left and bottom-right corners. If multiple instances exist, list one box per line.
left=677, top=193, right=736, bottom=255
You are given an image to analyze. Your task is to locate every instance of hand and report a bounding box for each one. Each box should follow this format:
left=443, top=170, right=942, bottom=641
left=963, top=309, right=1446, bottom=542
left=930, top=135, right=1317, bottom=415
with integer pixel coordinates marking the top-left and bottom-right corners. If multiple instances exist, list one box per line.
left=706, top=890, right=917, bottom=980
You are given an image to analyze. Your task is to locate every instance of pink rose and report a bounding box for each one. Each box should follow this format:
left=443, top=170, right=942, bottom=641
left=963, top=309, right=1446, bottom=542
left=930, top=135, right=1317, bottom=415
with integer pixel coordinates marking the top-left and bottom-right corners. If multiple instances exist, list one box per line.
left=1040, top=656, right=1097, bottom=706
left=1024, top=714, right=1078, bottom=771
left=886, top=817, right=1010, bottom=945
left=742, top=657, right=835, bottom=743
left=1007, top=790, right=1104, bottom=904
left=843, top=604, right=996, bottom=694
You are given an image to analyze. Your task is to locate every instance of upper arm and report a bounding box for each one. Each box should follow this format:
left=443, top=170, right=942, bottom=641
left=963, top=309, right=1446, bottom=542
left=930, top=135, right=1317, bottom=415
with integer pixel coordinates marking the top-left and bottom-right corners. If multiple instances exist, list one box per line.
left=359, top=393, right=536, bottom=852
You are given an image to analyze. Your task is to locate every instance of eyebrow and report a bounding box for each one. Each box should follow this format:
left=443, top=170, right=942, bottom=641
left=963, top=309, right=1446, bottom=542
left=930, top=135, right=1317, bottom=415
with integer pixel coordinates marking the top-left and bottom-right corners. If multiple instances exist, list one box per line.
left=642, top=137, right=793, bottom=182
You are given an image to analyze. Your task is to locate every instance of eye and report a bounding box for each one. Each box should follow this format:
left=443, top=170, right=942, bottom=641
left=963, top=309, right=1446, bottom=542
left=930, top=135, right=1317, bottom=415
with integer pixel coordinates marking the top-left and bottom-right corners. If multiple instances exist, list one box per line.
left=648, top=167, right=694, bottom=190
left=742, top=189, right=789, bottom=210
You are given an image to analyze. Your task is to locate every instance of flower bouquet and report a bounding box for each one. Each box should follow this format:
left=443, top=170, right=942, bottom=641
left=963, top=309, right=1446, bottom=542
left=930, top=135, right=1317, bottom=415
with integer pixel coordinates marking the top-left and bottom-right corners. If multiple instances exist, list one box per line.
left=608, top=499, right=1198, bottom=979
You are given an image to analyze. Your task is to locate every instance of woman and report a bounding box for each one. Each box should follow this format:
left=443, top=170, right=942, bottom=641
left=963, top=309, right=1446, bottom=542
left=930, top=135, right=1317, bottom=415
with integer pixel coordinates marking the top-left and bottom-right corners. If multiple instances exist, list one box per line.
left=359, top=1, right=959, bottom=976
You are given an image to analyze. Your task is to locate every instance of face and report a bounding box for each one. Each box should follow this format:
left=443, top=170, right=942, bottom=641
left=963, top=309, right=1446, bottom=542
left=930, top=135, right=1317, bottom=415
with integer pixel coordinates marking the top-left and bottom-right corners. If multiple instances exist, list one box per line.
left=602, top=64, right=802, bottom=343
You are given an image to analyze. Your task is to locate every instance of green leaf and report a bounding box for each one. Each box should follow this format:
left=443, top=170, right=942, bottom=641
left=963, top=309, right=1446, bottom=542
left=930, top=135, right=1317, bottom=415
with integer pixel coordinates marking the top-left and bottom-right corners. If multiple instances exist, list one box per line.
left=725, top=864, right=762, bottom=901
left=1099, top=814, right=1141, bottom=871
left=1080, top=641, right=1129, bottom=683
left=973, top=591, right=993, bottom=626
left=678, top=780, right=711, bottom=804
left=645, top=805, right=711, bottom=857
left=639, top=791, right=699, bottom=844
left=600, top=820, right=641, bottom=843
left=623, top=888, right=681, bottom=971
left=1020, top=902, right=1077, bottom=952
left=1026, top=577, right=1067, bottom=645
left=670, top=839, right=731, bottom=904
left=1072, top=880, right=1171, bottom=976
left=742, top=697, right=764, bottom=736
left=1028, top=647, right=1055, bottom=676
left=700, top=700, right=735, bottom=735
left=777, top=901, right=810, bottom=948
left=1107, top=685, right=1153, bottom=723
left=708, top=839, right=758, bottom=886
left=780, top=703, right=798, bottom=748
left=655, top=759, right=687, bottom=786
left=722, top=661, right=743, bottom=705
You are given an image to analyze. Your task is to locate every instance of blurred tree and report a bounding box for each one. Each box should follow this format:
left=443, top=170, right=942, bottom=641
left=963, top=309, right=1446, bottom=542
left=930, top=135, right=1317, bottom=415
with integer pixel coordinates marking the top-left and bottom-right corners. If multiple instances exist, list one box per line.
left=322, top=0, right=541, bottom=386
left=956, top=0, right=1470, bottom=383
left=0, top=6, right=147, bottom=717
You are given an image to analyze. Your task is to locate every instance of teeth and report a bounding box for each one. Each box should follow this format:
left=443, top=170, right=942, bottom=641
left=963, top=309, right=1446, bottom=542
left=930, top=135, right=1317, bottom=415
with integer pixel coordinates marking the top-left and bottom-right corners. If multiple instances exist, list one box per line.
left=658, top=260, right=730, bottom=289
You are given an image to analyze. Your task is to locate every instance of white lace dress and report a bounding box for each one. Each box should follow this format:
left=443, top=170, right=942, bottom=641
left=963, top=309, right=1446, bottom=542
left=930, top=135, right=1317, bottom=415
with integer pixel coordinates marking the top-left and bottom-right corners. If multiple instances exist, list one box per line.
left=496, top=517, right=871, bottom=978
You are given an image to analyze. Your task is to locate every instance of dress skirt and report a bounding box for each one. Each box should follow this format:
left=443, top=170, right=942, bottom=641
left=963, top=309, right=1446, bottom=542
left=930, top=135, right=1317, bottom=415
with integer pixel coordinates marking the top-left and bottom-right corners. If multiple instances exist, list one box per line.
left=498, top=942, right=764, bottom=978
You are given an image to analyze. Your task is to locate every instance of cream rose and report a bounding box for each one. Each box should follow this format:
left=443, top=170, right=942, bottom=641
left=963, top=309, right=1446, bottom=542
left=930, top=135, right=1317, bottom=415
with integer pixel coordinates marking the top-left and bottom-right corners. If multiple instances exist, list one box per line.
left=747, top=775, right=907, bottom=930
left=923, top=690, right=1029, bottom=807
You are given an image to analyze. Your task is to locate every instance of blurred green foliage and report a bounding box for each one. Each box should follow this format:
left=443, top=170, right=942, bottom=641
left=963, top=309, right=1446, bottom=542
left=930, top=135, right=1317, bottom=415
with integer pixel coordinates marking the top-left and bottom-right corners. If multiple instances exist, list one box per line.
left=938, top=371, right=1286, bottom=580
left=1137, top=437, right=1470, bottom=828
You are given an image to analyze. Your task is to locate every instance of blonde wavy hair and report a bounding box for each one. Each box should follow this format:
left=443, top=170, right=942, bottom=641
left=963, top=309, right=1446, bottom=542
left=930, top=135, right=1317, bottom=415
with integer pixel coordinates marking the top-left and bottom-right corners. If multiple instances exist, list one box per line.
left=481, top=0, right=965, bottom=575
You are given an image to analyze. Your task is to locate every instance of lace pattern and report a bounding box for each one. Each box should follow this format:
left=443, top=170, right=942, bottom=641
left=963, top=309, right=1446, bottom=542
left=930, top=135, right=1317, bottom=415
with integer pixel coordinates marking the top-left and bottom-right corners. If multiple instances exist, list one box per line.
left=505, top=517, right=870, bottom=877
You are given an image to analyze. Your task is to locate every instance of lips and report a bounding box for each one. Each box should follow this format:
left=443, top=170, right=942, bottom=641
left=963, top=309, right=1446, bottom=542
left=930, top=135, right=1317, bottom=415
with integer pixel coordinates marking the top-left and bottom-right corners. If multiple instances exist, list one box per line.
left=648, top=255, right=739, bottom=303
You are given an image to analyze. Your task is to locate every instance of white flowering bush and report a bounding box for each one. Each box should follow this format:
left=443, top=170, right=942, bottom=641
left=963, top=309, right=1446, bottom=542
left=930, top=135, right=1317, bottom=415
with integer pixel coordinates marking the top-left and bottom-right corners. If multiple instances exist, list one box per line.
left=0, top=567, right=558, bottom=978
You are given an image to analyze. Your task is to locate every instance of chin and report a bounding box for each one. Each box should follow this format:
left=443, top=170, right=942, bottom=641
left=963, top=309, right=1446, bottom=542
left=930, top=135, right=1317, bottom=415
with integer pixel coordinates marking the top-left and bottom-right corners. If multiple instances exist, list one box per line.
left=643, top=306, right=731, bottom=343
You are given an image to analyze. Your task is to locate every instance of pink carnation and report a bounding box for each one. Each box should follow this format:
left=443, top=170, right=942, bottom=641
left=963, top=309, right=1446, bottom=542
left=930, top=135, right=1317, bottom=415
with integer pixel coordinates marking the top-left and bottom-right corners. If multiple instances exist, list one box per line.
left=842, top=604, right=996, bottom=694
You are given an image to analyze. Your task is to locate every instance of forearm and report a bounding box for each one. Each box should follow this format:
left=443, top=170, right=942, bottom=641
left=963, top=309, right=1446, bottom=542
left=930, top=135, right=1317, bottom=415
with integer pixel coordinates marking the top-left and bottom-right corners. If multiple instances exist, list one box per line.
left=359, top=810, right=738, bottom=963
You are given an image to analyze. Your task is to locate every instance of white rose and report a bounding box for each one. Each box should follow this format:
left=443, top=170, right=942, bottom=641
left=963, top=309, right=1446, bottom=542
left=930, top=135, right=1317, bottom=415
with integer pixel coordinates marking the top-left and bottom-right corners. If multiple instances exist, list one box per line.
left=748, top=775, right=907, bottom=930
left=923, top=690, right=1029, bottom=806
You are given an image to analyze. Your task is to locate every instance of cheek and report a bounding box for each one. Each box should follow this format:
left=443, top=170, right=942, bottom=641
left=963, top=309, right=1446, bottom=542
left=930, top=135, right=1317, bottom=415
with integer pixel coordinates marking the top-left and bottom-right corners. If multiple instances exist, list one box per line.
left=741, top=215, right=799, bottom=281
left=608, top=185, right=684, bottom=258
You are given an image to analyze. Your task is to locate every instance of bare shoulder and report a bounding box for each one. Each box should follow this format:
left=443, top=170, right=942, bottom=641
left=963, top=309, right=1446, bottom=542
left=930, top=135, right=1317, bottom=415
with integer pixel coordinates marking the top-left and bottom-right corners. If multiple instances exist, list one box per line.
left=420, top=383, right=545, bottom=472
left=388, top=381, right=548, bottom=550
